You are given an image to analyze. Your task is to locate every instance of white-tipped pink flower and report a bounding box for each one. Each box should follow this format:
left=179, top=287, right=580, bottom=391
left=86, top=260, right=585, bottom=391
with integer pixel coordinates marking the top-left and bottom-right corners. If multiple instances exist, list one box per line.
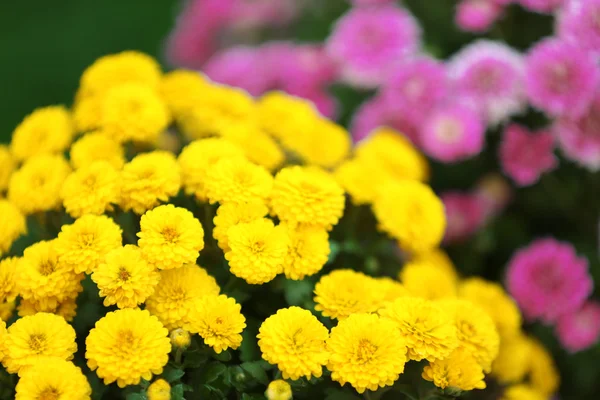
left=558, top=0, right=600, bottom=54
left=455, top=0, right=504, bottom=33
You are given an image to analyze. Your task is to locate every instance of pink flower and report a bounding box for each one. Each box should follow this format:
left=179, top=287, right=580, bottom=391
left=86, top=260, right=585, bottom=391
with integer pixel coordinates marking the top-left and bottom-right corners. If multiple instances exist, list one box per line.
left=556, top=301, right=600, bottom=353
left=420, top=103, right=485, bottom=163
left=518, top=0, right=565, bottom=13
left=506, top=238, right=593, bottom=324
left=350, top=0, right=395, bottom=6
left=499, top=124, right=558, bottom=186
left=554, top=92, right=600, bottom=171
left=525, top=38, right=599, bottom=118
left=558, top=0, right=600, bottom=54
left=448, top=40, right=526, bottom=125
left=276, top=45, right=339, bottom=93
left=455, top=0, right=504, bottom=33
left=325, top=5, right=421, bottom=88
left=231, top=0, right=298, bottom=30
left=442, top=192, right=487, bottom=244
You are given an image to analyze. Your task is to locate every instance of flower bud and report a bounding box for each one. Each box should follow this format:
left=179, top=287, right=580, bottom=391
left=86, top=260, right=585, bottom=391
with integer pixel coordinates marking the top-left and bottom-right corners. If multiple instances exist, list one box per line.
left=170, top=328, right=191, bottom=350
left=265, top=379, right=292, bottom=400
left=147, top=378, right=171, bottom=400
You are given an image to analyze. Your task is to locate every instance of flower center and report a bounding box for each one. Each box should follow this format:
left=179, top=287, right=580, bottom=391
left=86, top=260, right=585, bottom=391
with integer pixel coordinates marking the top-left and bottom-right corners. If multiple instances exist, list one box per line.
left=118, top=267, right=131, bottom=282
left=458, top=321, right=476, bottom=340
left=39, top=387, right=61, bottom=400
left=356, top=338, right=378, bottom=363
left=161, top=227, right=179, bottom=243
left=28, top=333, right=47, bottom=354
left=435, top=118, right=463, bottom=144
left=80, top=232, right=96, bottom=247
left=546, top=64, right=571, bottom=93
left=39, top=259, right=56, bottom=276
left=251, top=240, right=266, bottom=254
left=215, top=317, right=224, bottom=325
left=117, top=330, right=136, bottom=347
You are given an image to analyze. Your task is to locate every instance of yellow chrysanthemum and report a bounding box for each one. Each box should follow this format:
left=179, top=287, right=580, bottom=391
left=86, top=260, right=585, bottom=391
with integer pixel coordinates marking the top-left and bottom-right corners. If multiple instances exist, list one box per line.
left=73, top=94, right=103, bottom=132
left=55, top=214, right=122, bottom=274
left=15, top=358, right=91, bottom=400
left=379, top=297, right=458, bottom=361
left=225, top=218, right=288, bottom=284
left=10, top=106, right=74, bottom=161
left=8, top=154, right=71, bottom=214
left=145, top=264, right=220, bottom=330
left=178, top=138, right=246, bottom=201
left=372, top=180, right=445, bottom=254
left=120, top=151, right=181, bottom=214
left=422, top=348, right=486, bottom=391
left=220, top=123, right=285, bottom=171
left=334, top=158, right=388, bottom=205
left=0, top=257, right=19, bottom=304
left=282, top=223, right=330, bottom=280
left=271, top=166, right=345, bottom=230
left=86, top=308, right=171, bottom=388
left=61, top=161, right=120, bottom=218
left=400, top=261, right=457, bottom=300
left=100, top=83, right=171, bottom=143
left=438, top=299, right=500, bottom=372
left=409, top=248, right=458, bottom=281
left=160, top=69, right=208, bottom=117
left=257, top=91, right=319, bottom=142
left=3, top=312, right=77, bottom=374
left=147, top=379, right=171, bottom=400
left=326, top=313, right=407, bottom=394
left=314, top=269, right=385, bottom=320
left=501, top=385, right=546, bottom=400
left=184, top=294, right=246, bottom=353
left=258, top=307, right=329, bottom=380
left=0, top=145, right=15, bottom=192
left=205, top=158, right=273, bottom=205
left=0, top=320, right=6, bottom=362
left=92, top=245, right=160, bottom=308
left=295, top=118, right=351, bottom=168
left=265, top=380, right=292, bottom=400
left=527, top=338, right=560, bottom=396
left=137, top=204, right=204, bottom=270
left=491, top=332, right=532, bottom=384
left=459, top=278, right=522, bottom=340
left=213, top=201, right=269, bottom=252
left=375, top=277, right=409, bottom=304
left=0, top=300, right=15, bottom=322
left=0, top=200, right=26, bottom=256
left=17, top=297, right=78, bottom=322
left=69, top=131, right=125, bottom=170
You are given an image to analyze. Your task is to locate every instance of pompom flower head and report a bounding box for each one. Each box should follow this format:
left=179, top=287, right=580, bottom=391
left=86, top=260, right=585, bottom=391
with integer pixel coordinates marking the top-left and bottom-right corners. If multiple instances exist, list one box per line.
left=15, top=358, right=91, bottom=400
left=0, top=145, right=15, bottom=192
left=422, top=349, right=486, bottom=391
left=69, top=131, right=125, bottom=170
left=555, top=301, right=600, bottom=353
left=506, top=238, right=593, bottom=323
left=455, top=0, right=503, bottom=33
left=400, top=261, right=457, bottom=300
left=283, top=223, right=330, bottom=280
left=204, top=158, right=273, bottom=205
left=501, top=385, right=546, bottom=400
left=0, top=200, right=26, bottom=256
left=213, top=201, right=269, bottom=252
left=558, top=0, right=600, bottom=53
left=0, top=258, right=19, bottom=306
left=491, top=332, right=532, bottom=384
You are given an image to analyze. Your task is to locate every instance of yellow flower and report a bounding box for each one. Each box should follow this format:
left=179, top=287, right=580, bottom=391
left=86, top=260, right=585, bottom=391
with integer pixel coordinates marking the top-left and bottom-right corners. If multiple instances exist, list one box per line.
left=100, top=83, right=171, bottom=143
left=220, top=123, right=285, bottom=171
left=409, top=248, right=458, bottom=281
left=0, top=257, right=19, bottom=304
left=527, top=337, right=560, bottom=396
left=265, top=380, right=292, bottom=400
left=69, top=131, right=125, bottom=170
left=73, top=94, right=103, bottom=132
left=17, top=297, right=78, bottom=322
left=145, top=264, right=220, bottom=330
left=86, top=308, right=171, bottom=388
left=225, top=218, right=288, bottom=284
left=334, top=158, right=388, bottom=205
left=160, top=69, right=208, bottom=117
left=0, top=300, right=15, bottom=322
left=295, top=118, right=351, bottom=169
left=375, top=277, right=409, bottom=304
left=379, top=297, right=458, bottom=361
left=15, top=358, right=91, bottom=400
left=283, top=223, right=330, bottom=280
left=8, top=154, right=71, bottom=214
left=438, top=299, right=500, bottom=372
left=205, top=158, right=273, bottom=205
left=0, top=320, right=6, bottom=362
left=137, top=204, right=204, bottom=270
left=501, top=385, right=546, bottom=400
left=3, top=312, right=77, bottom=374
left=258, top=307, right=329, bottom=380
left=61, top=161, right=120, bottom=218
left=400, top=261, right=457, bottom=300
left=257, top=92, right=319, bottom=142
left=372, top=180, right=445, bottom=254
left=326, top=313, right=407, bottom=394
left=422, top=349, right=486, bottom=391
left=0, top=145, right=15, bottom=192
left=120, top=151, right=181, bottom=214
left=147, top=379, right=171, bottom=400
left=184, top=294, right=246, bottom=353
left=314, top=269, right=385, bottom=320
left=491, top=332, right=532, bottom=384
left=10, top=106, right=74, bottom=161
left=0, top=200, right=26, bottom=256
left=92, top=245, right=160, bottom=308
left=271, top=166, right=345, bottom=230
left=55, top=214, right=122, bottom=274
left=213, top=201, right=269, bottom=252
left=178, top=138, right=246, bottom=201
left=170, top=328, right=192, bottom=350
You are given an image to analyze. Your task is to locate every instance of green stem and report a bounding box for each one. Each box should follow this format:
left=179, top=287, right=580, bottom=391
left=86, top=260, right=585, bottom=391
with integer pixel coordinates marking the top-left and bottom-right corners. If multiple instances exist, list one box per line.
left=175, top=348, right=183, bottom=365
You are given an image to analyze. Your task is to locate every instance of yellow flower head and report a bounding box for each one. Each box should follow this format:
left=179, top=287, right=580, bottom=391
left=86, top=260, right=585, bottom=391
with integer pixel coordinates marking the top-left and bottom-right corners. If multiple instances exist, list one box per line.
left=258, top=307, right=329, bottom=380
left=170, top=328, right=192, bottom=350
left=178, top=138, right=246, bottom=201
left=86, top=308, right=171, bottom=388
left=8, top=154, right=71, bottom=214
left=73, top=94, right=103, bottom=132
left=205, top=158, right=273, bottom=205
left=265, top=380, right=292, bottom=400
left=334, top=158, right=388, bottom=205
left=271, top=166, right=345, bottom=230
left=296, top=118, right=351, bottom=169
left=147, top=379, right=171, bottom=400
left=17, top=297, right=78, bottom=322
left=160, top=69, right=208, bottom=116
left=145, top=264, right=220, bottom=330
left=213, top=201, right=269, bottom=252
left=491, top=332, right=532, bottom=384
left=501, top=385, right=546, bottom=400
left=282, top=223, right=330, bottom=280
left=438, top=299, right=500, bottom=372
left=400, top=261, right=457, bottom=300
left=0, top=145, right=15, bottom=192
left=373, top=180, right=445, bottom=254
left=314, top=269, right=385, bottom=320
left=409, top=248, right=458, bottom=281
left=0, top=200, right=26, bottom=256
left=422, top=348, right=486, bottom=391
left=61, top=161, right=121, bottom=218
left=379, top=297, right=458, bottom=361
left=137, top=204, right=204, bottom=270
left=0, top=257, right=19, bottom=304
left=375, top=277, right=409, bottom=304
left=257, top=91, right=319, bottom=141
left=527, top=337, right=560, bottom=396
left=0, top=300, right=15, bottom=322
left=120, top=151, right=181, bottom=214
left=184, top=294, right=246, bottom=353
left=326, top=313, right=408, bottom=394
left=15, top=358, right=91, bottom=400
left=70, top=131, right=125, bottom=170
left=225, top=218, right=288, bottom=284
left=92, top=245, right=160, bottom=309
left=3, top=312, right=77, bottom=374
left=10, top=106, right=74, bottom=161
left=220, top=123, right=285, bottom=171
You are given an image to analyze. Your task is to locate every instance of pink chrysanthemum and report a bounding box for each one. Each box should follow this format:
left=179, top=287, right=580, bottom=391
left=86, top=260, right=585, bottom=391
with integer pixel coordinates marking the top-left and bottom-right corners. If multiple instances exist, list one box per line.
left=455, top=0, right=503, bottom=33
left=558, top=0, right=600, bottom=54
left=525, top=38, right=599, bottom=118
left=556, top=301, right=600, bottom=353
left=518, top=0, right=565, bottom=13
left=499, top=124, right=558, bottom=186
left=231, top=0, right=297, bottom=30
left=442, top=192, right=487, bottom=244
left=326, top=5, right=421, bottom=87
left=276, top=44, right=338, bottom=93
left=420, top=103, right=485, bottom=162
left=449, top=40, right=526, bottom=125
left=506, top=238, right=593, bottom=324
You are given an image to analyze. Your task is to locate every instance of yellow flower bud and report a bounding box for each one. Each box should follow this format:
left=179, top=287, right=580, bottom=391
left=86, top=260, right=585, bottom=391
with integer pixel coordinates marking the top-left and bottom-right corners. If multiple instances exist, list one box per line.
left=170, top=328, right=191, bottom=350
left=265, top=380, right=292, bottom=400
left=147, top=379, right=171, bottom=400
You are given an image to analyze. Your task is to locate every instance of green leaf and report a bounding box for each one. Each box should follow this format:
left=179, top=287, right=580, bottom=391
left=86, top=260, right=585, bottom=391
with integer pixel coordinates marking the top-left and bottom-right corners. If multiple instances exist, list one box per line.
left=241, top=394, right=265, bottom=400
left=183, top=350, right=209, bottom=369
left=171, top=384, right=185, bottom=400
left=283, top=278, right=313, bottom=306
left=327, top=241, right=341, bottom=264
left=201, top=362, right=227, bottom=384
left=324, top=388, right=361, bottom=400
left=162, top=365, right=185, bottom=383
left=125, top=394, right=147, bottom=400
left=239, top=320, right=261, bottom=362
left=240, top=361, right=269, bottom=386
left=393, top=384, right=419, bottom=400
left=212, top=350, right=232, bottom=362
